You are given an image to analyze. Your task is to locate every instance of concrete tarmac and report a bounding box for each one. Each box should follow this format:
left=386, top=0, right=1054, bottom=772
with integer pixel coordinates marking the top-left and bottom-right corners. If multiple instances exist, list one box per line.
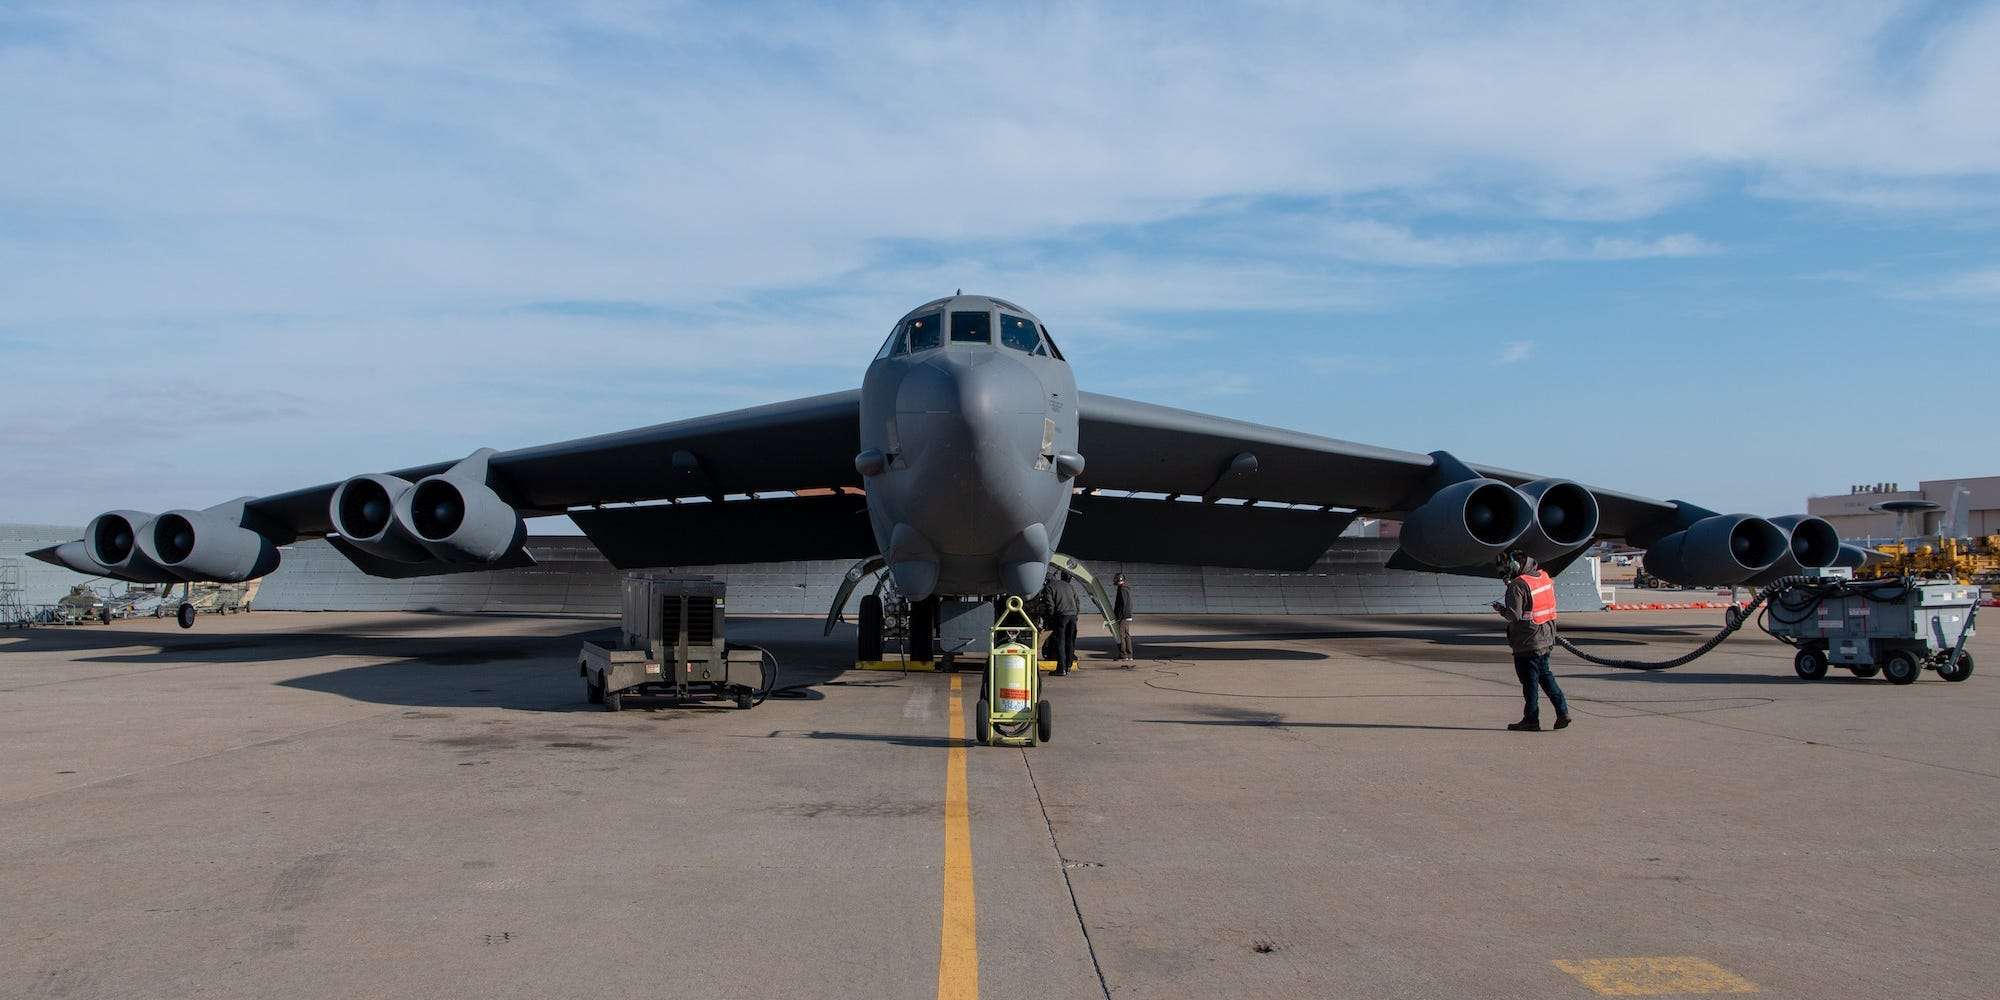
left=2, top=608, right=1993, bottom=999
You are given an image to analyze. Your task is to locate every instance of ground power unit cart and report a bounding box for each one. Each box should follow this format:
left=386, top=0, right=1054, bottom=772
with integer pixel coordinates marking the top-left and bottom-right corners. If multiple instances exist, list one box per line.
left=578, top=574, right=769, bottom=711
left=1764, top=576, right=1980, bottom=684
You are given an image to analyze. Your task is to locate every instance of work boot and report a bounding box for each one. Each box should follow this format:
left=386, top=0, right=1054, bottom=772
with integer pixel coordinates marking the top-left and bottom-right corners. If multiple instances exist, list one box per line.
left=1506, top=720, right=1541, bottom=732
left=1553, top=716, right=1572, bottom=730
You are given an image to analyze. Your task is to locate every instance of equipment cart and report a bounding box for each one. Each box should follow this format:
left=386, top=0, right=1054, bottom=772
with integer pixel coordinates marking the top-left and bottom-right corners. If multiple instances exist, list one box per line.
left=578, top=574, right=767, bottom=710
left=1764, top=576, right=1979, bottom=684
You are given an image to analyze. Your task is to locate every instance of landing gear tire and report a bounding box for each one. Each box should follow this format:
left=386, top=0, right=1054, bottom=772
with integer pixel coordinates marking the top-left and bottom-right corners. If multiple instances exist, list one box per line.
left=858, top=594, right=883, bottom=661
left=1793, top=647, right=1828, bottom=680
left=1940, top=651, right=1975, bottom=683
left=1851, top=664, right=1880, bottom=678
left=909, top=598, right=936, bottom=663
left=176, top=602, right=196, bottom=630
left=1882, top=650, right=1922, bottom=686
left=974, top=700, right=989, bottom=745
left=1036, top=700, right=1052, bottom=744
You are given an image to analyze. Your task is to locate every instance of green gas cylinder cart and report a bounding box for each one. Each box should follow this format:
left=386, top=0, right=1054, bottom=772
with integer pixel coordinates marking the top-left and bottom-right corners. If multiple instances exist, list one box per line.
left=975, top=596, right=1052, bottom=747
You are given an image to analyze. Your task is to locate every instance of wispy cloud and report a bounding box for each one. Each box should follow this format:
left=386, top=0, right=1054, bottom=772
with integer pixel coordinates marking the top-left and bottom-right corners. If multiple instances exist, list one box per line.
left=2, top=2, right=1998, bottom=521
left=1495, top=340, right=1536, bottom=365
left=1904, top=266, right=2000, bottom=302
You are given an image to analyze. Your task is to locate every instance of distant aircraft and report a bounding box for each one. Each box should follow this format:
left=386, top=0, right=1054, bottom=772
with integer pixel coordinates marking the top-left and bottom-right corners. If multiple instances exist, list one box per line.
left=35, top=294, right=1866, bottom=650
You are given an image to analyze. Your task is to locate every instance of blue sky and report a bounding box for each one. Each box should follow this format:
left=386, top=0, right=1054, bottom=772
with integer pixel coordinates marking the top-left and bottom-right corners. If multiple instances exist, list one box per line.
left=1, top=1, right=1995, bottom=527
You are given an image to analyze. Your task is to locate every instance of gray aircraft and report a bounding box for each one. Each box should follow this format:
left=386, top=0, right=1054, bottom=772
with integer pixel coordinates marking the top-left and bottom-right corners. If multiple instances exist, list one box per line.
left=34, top=292, right=1866, bottom=653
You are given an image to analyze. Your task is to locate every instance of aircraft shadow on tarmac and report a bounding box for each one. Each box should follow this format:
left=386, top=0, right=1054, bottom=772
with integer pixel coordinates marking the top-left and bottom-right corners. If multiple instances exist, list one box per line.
left=1142, top=718, right=1498, bottom=733
left=0, top=618, right=846, bottom=711
left=1144, top=702, right=1498, bottom=733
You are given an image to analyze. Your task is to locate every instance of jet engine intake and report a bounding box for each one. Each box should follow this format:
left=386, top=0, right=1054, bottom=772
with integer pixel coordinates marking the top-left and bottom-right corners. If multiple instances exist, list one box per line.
left=1398, top=478, right=1533, bottom=568
left=1512, top=479, right=1601, bottom=562
left=330, top=474, right=430, bottom=562
left=392, top=474, right=524, bottom=564
left=83, top=510, right=181, bottom=583
left=1743, top=514, right=1841, bottom=585
left=1642, top=513, right=1788, bottom=586
left=138, top=509, right=281, bottom=582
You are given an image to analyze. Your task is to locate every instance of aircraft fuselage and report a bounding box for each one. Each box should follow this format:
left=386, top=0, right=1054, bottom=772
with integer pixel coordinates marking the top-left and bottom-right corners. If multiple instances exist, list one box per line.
left=857, top=295, right=1081, bottom=600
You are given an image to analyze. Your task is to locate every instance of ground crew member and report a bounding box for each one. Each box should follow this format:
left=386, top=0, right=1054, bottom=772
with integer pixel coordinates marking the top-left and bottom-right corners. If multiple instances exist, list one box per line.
left=1043, top=566, right=1079, bottom=675
left=1113, top=573, right=1134, bottom=661
left=1490, top=549, right=1572, bottom=732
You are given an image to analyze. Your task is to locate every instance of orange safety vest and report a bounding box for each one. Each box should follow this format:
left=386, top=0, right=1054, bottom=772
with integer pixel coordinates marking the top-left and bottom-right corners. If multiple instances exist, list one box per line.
left=1521, top=570, right=1558, bottom=624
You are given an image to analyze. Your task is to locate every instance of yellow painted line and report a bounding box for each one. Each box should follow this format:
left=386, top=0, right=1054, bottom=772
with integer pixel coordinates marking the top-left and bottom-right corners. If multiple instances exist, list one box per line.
left=938, top=674, right=978, bottom=1000
left=1553, top=956, right=1759, bottom=996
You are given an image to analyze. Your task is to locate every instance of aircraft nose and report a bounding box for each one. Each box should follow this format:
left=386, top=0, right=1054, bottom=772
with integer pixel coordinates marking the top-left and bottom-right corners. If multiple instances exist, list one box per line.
left=895, top=351, right=1044, bottom=423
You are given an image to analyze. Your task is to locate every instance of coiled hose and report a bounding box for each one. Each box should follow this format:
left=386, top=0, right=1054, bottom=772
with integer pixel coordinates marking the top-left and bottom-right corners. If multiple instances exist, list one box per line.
left=1552, top=575, right=1817, bottom=670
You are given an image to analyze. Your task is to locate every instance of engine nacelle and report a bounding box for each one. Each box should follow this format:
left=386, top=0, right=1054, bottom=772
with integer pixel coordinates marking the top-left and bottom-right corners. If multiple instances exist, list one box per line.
left=1642, top=513, right=1787, bottom=586
left=136, top=508, right=281, bottom=582
left=1399, top=478, right=1533, bottom=568
left=392, top=474, right=524, bottom=564
left=1742, top=514, right=1841, bottom=586
left=83, top=510, right=182, bottom=583
left=330, top=474, right=431, bottom=562
left=1512, top=479, right=1601, bottom=562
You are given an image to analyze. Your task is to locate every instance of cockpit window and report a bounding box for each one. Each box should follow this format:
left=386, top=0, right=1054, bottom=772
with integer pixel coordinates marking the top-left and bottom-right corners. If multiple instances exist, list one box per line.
left=875, top=326, right=902, bottom=360
left=950, top=310, right=991, bottom=344
left=905, top=312, right=943, bottom=352
left=1040, top=324, right=1066, bottom=361
left=998, top=314, right=1040, bottom=353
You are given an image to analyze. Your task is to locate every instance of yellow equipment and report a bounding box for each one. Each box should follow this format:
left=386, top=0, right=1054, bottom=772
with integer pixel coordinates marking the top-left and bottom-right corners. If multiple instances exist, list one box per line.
left=1858, top=536, right=2000, bottom=584
left=975, top=596, right=1051, bottom=747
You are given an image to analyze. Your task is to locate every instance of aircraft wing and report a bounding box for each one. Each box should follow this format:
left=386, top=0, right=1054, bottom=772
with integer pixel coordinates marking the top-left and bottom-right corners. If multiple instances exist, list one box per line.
left=1073, top=393, right=1851, bottom=582
left=1075, top=392, right=1677, bottom=530
left=35, top=391, right=865, bottom=582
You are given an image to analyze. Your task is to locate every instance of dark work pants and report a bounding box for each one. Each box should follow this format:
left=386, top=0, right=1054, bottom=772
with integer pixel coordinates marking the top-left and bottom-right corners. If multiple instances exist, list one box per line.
left=1117, top=619, right=1133, bottom=659
left=1513, top=652, right=1569, bottom=724
left=1052, top=614, right=1078, bottom=673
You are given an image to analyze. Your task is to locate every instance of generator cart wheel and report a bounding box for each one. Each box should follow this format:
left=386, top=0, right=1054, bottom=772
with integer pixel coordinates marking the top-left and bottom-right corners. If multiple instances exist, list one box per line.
left=735, top=689, right=754, bottom=709
left=1939, top=651, right=1974, bottom=683
left=586, top=676, right=604, bottom=704
left=1036, top=700, right=1052, bottom=744
left=974, top=700, right=989, bottom=745
left=176, top=602, right=196, bottom=630
left=1793, top=647, right=1828, bottom=680
left=604, top=690, right=624, bottom=712
left=857, top=594, right=883, bottom=661
left=1882, top=650, right=1922, bottom=686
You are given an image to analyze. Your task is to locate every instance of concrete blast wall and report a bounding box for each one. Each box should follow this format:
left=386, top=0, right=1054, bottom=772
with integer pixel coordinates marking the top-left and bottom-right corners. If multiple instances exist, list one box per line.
left=253, top=536, right=1604, bottom=617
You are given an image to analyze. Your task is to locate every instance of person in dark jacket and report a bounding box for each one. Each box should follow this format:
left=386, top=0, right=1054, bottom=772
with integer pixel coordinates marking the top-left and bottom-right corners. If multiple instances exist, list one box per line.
left=1112, top=573, right=1134, bottom=661
left=1043, top=566, right=1080, bottom=676
left=1491, top=550, right=1571, bottom=731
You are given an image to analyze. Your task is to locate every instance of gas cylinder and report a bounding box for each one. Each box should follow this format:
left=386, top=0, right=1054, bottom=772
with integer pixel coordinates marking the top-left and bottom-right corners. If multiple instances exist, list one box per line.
left=993, top=641, right=1033, bottom=713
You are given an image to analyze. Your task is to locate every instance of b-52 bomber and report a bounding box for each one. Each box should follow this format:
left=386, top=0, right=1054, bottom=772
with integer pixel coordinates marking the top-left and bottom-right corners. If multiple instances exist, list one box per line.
left=35, top=293, right=1866, bottom=651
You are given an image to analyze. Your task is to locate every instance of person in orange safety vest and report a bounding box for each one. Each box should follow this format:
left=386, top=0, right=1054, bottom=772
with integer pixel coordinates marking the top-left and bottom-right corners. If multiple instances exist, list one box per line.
left=1490, top=549, right=1572, bottom=732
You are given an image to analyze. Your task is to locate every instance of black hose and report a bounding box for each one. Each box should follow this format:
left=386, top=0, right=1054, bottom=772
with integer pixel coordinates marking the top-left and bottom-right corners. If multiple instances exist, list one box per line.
left=729, top=643, right=815, bottom=705
left=1553, top=575, right=1819, bottom=670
